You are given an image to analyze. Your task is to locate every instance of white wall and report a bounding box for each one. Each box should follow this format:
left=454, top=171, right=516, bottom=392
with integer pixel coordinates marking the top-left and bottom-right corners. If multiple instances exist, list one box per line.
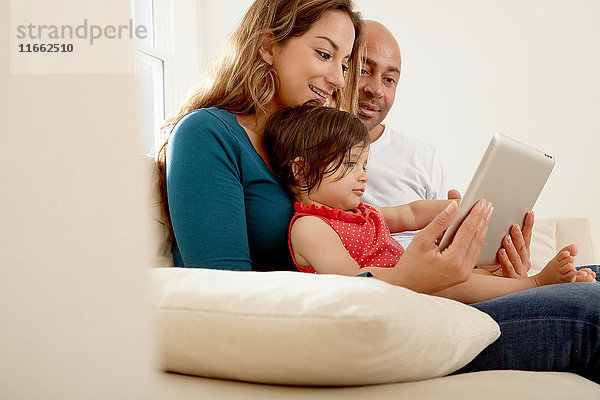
left=357, top=0, right=600, bottom=227
left=196, top=0, right=600, bottom=229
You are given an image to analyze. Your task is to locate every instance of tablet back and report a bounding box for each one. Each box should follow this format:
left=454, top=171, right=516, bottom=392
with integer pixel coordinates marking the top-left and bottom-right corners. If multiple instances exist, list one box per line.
left=438, top=133, right=555, bottom=265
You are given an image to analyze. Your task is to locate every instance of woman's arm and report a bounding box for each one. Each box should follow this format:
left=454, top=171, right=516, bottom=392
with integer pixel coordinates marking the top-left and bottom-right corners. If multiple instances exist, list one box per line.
left=374, top=200, right=493, bottom=293
left=166, top=110, right=252, bottom=270
left=294, top=200, right=494, bottom=295
left=375, top=200, right=455, bottom=233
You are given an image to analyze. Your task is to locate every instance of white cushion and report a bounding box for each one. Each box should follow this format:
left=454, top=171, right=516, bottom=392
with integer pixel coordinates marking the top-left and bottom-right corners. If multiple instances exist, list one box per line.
left=151, top=268, right=500, bottom=386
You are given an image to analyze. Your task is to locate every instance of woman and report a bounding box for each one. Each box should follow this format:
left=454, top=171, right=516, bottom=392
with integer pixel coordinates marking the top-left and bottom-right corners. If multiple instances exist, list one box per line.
left=157, top=0, right=599, bottom=381
left=157, top=0, right=364, bottom=271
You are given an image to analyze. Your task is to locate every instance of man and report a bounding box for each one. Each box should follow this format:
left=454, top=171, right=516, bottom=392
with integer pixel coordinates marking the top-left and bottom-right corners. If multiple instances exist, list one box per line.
left=359, top=20, right=450, bottom=249
left=359, top=21, right=537, bottom=278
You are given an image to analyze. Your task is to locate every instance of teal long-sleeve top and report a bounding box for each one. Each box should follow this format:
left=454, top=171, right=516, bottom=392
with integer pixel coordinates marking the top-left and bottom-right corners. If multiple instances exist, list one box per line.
left=165, top=107, right=295, bottom=271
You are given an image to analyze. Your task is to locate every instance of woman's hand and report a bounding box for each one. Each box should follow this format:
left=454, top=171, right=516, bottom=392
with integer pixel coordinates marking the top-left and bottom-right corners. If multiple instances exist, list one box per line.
left=495, top=211, right=534, bottom=278
left=388, top=200, right=493, bottom=294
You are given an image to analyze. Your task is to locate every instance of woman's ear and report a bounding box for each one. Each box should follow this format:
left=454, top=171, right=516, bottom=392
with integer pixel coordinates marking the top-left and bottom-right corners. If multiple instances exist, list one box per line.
left=258, top=32, right=276, bottom=65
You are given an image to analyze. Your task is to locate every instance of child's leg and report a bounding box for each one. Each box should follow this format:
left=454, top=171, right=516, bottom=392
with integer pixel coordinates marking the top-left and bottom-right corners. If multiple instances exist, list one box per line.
left=434, top=245, right=587, bottom=304
left=473, top=265, right=503, bottom=276
left=434, top=272, right=539, bottom=304
left=532, top=244, right=597, bottom=284
left=532, top=244, right=578, bottom=286
left=576, top=265, right=600, bottom=279
left=575, top=267, right=597, bottom=282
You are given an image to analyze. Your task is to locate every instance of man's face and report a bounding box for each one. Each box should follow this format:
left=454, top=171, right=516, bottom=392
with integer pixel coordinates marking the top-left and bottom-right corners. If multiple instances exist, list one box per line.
left=357, top=25, right=401, bottom=132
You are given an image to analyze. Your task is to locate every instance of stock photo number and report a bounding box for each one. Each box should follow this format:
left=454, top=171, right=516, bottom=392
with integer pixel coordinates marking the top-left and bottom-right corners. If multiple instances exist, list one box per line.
left=18, top=43, right=74, bottom=53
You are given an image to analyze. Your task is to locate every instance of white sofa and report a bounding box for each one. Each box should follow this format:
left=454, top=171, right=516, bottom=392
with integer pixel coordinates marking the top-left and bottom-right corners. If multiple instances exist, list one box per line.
left=147, top=160, right=600, bottom=398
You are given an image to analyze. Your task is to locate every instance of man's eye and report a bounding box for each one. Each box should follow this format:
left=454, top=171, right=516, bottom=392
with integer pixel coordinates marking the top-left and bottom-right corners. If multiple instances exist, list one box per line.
left=384, top=77, right=396, bottom=84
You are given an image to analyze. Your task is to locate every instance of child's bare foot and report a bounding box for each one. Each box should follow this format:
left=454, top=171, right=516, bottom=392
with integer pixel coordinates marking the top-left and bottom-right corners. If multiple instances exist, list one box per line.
left=575, top=267, right=597, bottom=282
left=533, top=244, right=578, bottom=287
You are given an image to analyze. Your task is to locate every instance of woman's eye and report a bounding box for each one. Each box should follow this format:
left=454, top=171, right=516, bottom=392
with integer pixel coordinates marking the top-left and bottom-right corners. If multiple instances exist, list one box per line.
left=316, top=50, right=331, bottom=60
left=344, top=161, right=356, bottom=168
left=360, top=68, right=369, bottom=75
left=342, top=64, right=349, bottom=73
left=362, top=166, right=368, bottom=172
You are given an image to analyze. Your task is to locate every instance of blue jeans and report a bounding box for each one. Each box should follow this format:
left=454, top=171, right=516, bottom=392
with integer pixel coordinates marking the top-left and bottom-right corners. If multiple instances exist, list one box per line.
left=457, top=265, right=600, bottom=383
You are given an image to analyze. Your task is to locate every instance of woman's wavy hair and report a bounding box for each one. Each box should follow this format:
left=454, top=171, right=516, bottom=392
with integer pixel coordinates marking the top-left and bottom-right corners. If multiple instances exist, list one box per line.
left=156, top=0, right=364, bottom=237
left=265, top=104, right=370, bottom=195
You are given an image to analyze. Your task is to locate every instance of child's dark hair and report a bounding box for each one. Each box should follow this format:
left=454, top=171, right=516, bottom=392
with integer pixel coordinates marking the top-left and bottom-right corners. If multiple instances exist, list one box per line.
left=265, top=104, right=370, bottom=194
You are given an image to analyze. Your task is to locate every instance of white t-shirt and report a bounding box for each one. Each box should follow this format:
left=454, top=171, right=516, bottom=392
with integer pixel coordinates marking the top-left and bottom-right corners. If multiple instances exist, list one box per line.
left=362, top=125, right=449, bottom=249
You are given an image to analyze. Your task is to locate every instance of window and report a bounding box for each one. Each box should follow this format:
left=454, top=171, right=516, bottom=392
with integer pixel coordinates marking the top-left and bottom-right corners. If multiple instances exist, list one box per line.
left=132, top=0, right=202, bottom=155
left=132, top=0, right=166, bottom=155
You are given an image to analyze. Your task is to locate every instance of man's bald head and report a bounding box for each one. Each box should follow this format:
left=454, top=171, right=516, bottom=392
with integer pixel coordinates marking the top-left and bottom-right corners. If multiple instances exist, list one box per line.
left=358, top=21, right=402, bottom=137
left=364, top=21, right=401, bottom=64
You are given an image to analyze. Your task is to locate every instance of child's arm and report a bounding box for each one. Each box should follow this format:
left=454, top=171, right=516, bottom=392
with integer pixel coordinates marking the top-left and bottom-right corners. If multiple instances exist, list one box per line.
left=375, top=200, right=455, bottom=233
left=291, top=216, right=414, bottom=277
left=290, top=216, right=368, bottom=275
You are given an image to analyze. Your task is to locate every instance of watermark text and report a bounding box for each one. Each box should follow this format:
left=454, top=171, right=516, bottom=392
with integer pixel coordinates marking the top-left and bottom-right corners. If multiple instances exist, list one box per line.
left=16, top=19, right=147, bottom=45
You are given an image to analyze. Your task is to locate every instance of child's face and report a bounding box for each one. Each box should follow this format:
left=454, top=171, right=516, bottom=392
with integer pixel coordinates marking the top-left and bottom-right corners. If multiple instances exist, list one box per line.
left=307, top=145, right=369, bottom=210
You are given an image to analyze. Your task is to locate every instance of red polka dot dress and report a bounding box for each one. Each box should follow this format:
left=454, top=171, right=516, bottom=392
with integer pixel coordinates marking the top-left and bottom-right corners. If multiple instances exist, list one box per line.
left=289, top=202, right=405, bottom=273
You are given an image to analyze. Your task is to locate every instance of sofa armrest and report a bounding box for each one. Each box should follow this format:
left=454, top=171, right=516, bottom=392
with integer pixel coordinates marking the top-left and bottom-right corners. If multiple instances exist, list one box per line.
left=529, top=217, right=599, bottom=273
left=553, top=217, right=600, bottom=266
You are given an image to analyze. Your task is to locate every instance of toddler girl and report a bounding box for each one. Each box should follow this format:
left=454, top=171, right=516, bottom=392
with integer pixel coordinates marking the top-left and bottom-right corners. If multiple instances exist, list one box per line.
left=265, top=104, right=596, bottom=303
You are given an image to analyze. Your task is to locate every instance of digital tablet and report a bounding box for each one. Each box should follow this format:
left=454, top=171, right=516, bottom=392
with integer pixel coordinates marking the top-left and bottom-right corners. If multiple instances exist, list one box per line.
left=438, top=133, right=555, bottom=265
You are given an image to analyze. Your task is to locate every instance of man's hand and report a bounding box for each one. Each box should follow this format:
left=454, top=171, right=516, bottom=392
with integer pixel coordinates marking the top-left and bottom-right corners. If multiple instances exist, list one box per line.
left=496, top=211, right=534, bottom=278
left=447, top=189, right=462, bottom=203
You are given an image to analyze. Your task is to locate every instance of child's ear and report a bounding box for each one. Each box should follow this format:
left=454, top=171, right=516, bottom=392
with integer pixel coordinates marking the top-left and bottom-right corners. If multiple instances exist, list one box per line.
left=291, top=156, right=305, bottom=183
left=258, top=32, right=276, bottom=65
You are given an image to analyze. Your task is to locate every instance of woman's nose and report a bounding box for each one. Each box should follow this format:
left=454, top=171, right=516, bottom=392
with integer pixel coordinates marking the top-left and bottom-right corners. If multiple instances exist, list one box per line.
left=327, top=64, right=345, bottom=91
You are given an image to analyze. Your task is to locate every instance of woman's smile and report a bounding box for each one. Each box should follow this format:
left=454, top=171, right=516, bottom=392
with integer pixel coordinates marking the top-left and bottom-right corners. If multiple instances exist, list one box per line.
left=309, top=84, right=330, bottom=102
